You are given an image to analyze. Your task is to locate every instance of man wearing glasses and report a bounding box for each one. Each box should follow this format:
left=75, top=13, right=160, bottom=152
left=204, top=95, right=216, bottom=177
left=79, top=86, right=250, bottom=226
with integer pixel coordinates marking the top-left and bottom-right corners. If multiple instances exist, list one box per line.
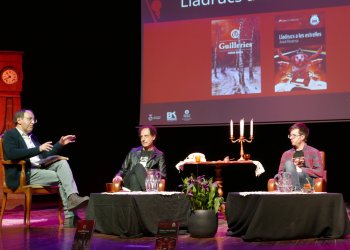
left=278, top=122, right=323, bottom=191
left=2, top=109, right=89, bottom=227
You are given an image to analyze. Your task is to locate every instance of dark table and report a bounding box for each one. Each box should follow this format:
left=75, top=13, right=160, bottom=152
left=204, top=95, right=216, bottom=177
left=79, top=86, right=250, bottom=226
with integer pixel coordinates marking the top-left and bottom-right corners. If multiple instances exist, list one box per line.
left=86, top=192, right=190, bottom=238
left=225, top=192, right=350, bottom=241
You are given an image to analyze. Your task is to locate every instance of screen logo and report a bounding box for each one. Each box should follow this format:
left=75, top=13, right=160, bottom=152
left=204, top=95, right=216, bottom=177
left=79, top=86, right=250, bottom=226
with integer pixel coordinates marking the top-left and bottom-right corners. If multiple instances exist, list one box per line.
left=182, top=109, right=192, bottom=121
left=166, top=111, right=177, bottom=121
left=148, top=114, right=161, bottom=121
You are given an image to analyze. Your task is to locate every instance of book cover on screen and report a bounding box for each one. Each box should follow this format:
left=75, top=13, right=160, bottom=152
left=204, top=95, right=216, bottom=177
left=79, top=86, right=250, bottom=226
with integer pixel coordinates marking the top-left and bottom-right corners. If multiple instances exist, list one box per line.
left=71, top=220, right=96, bottom=250
left=211, top=17, right=261, bottom=96
left=155, top=221, right=179, bottom=250
left=274, top=12, right=327, bottom=92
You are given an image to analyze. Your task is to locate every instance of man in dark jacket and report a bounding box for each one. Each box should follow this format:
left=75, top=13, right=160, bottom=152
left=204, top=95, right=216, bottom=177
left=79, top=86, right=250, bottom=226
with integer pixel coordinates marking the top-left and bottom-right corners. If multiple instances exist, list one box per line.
left=113, top=125, right=167, bottom=191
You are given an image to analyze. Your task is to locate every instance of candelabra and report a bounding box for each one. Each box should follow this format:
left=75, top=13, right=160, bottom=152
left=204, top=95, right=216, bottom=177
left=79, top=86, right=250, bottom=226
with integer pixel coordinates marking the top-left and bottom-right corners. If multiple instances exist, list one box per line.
left=229, top=119, right=254, bottom=161
left=230, top=135, right=254, bottom=161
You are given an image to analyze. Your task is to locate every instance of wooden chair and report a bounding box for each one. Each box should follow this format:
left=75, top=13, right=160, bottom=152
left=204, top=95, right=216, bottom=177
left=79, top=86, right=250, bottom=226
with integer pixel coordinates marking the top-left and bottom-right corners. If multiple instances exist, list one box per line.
left=0, top=136, right=63, bottom=226
left=267, top=151, right=326, bottom=192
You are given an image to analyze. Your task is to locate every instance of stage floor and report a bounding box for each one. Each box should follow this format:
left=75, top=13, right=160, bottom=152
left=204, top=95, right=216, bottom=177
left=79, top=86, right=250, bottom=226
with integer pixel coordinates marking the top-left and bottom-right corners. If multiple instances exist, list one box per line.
left=1, top=197, right=350, bottom=250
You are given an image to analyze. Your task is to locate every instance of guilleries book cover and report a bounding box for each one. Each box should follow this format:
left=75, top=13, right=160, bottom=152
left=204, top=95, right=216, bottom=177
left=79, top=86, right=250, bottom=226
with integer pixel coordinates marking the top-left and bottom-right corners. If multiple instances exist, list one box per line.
left=211, top=16, right=261, bottom=96
left=71, top=220, right=96, bottom=250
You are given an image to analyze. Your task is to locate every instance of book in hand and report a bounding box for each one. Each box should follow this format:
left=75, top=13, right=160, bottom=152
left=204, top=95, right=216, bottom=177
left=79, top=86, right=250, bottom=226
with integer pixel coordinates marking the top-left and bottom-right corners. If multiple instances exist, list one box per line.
left=155, top=221, right=179, bottom=250
left=71, top=220, right=96, bottom=250
left=37, top=155, right=69, bottom=167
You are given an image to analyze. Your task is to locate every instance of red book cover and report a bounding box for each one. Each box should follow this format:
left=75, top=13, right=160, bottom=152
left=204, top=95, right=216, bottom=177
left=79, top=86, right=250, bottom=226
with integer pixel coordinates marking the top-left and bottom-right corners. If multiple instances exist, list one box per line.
left=71, top=220, right=96, bottom=250
left=155, top=221, right=179, bottom=250
left=274, top=12, right=327, bottom=92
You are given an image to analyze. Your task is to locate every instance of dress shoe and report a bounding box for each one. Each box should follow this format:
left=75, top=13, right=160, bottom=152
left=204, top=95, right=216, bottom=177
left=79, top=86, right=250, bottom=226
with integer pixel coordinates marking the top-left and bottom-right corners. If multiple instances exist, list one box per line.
left=63, top=215, right=81, bottom=228
left=67, top=193, right=89, bottom=211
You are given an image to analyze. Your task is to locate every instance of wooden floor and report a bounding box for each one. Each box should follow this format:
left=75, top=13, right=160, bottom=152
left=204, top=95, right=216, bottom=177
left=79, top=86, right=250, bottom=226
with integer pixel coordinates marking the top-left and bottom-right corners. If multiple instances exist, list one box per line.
left=1, top=197, right=350, bottom=250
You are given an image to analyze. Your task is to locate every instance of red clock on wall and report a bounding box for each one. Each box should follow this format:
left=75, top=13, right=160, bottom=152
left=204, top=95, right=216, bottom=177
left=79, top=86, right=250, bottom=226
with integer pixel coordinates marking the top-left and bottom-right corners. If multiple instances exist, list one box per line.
left=0, top=51, right=23, bottom=205
left=1, top=67, right=19, bottom=84
left=0, top=51, right=23, bottom=134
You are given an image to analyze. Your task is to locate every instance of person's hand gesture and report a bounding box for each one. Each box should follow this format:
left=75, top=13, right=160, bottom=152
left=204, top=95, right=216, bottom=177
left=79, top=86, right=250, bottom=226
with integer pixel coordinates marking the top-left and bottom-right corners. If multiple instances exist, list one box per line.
left=293, top=157, right=304, bottom=173
left=39, top=141, right=53, bottom=152
left=59, top=135, right=76, bottom=146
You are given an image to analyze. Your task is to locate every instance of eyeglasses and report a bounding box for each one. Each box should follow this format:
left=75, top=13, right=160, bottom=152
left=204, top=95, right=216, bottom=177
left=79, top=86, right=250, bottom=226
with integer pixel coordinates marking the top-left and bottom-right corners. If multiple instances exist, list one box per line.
left=288, top=134, right=301, bottom=139
left=23, top=117, right=38, bottom=124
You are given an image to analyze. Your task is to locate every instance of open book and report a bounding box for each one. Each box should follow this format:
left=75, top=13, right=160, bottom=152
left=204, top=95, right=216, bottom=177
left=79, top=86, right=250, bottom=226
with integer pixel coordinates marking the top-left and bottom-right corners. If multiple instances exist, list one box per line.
left=37, top=155, right=69, bottom=167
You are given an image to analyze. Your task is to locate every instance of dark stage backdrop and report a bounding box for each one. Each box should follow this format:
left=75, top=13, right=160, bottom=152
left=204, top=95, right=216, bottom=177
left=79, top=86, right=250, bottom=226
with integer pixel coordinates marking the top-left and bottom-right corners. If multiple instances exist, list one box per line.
left=0, top=2, right=349, bottom=201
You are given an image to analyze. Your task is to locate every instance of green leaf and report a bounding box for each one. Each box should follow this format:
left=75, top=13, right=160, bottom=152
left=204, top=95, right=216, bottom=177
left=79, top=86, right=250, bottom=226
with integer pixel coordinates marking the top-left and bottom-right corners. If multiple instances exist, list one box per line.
left=181, top=174, right=224, bottom=213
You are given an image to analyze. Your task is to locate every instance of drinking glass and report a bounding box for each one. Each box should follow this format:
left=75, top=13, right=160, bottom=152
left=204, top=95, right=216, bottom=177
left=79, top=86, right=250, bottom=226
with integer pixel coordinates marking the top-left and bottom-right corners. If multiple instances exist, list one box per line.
left=145, top=169, right=161, bottom=192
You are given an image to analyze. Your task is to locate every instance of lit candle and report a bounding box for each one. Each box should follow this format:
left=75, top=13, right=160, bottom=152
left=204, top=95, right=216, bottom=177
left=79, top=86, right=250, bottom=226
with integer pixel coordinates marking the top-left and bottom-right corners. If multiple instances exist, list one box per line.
left=230, top=120, right=233, bottom=138
left=250, top=119, right=253, bottom=137
left=240, top=118, right=244, bottom=137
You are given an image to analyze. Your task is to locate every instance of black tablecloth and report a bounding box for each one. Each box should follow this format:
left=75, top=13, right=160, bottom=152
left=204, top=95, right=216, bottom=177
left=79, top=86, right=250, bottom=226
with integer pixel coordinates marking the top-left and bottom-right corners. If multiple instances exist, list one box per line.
left=86, top=192, right=190, bottom=237
left=225, top=192, right=350, bottom=241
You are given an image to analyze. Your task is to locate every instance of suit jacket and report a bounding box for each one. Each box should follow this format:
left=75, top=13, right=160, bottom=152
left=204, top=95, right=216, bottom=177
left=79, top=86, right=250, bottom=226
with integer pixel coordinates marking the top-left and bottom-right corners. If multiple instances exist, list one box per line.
left=116, top=146, right=167, bottom=179
left=2, top=128, right=64, bottom=190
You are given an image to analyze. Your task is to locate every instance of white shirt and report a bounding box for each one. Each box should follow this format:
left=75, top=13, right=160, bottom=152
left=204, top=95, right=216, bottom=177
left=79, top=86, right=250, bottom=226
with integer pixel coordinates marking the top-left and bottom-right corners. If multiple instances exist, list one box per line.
left=17, top=128, right=41, bottom=166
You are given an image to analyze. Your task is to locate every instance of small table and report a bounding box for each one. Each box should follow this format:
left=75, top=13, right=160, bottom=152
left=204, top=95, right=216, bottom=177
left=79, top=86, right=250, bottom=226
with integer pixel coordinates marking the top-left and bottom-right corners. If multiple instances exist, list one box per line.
left=225, top=192, right=350, bottom=241
left=86, top=192, right=190, bottom=238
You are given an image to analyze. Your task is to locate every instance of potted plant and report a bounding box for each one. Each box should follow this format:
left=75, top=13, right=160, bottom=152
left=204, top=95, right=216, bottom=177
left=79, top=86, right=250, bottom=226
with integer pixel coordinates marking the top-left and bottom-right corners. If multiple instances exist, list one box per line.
left=180, top=174, right=224, bottom=238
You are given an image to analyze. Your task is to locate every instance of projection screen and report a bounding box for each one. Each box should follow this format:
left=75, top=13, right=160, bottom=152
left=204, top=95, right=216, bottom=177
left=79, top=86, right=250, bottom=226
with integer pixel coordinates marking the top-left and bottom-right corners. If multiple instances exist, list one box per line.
left=140, top=0, right=350, bottom=126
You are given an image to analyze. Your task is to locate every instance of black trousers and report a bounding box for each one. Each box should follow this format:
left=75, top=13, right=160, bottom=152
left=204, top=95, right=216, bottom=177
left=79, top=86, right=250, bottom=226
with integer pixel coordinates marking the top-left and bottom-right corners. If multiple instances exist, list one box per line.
left=123, top=164, right=147, bottom=191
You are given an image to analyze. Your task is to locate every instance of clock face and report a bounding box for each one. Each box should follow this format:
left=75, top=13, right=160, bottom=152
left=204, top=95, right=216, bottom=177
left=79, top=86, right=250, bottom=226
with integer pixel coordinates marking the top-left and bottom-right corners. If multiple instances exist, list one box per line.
left=1, top=67, right=19, bottom=84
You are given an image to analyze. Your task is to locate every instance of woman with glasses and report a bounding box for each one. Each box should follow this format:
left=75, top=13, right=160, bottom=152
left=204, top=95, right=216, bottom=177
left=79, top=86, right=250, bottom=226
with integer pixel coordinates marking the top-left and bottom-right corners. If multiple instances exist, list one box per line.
left=277, top=122, right=323, bottom=191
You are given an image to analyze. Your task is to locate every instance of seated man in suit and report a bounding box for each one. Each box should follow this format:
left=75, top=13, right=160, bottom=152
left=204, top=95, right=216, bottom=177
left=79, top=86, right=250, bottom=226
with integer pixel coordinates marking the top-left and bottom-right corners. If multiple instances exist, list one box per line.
left=3, top=109, right=89, bottom=227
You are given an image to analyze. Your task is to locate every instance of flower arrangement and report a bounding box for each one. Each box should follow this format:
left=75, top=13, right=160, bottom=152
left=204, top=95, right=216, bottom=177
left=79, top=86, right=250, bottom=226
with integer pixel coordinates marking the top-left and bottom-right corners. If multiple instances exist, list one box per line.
left=180, top=174, right=224, bottom=214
